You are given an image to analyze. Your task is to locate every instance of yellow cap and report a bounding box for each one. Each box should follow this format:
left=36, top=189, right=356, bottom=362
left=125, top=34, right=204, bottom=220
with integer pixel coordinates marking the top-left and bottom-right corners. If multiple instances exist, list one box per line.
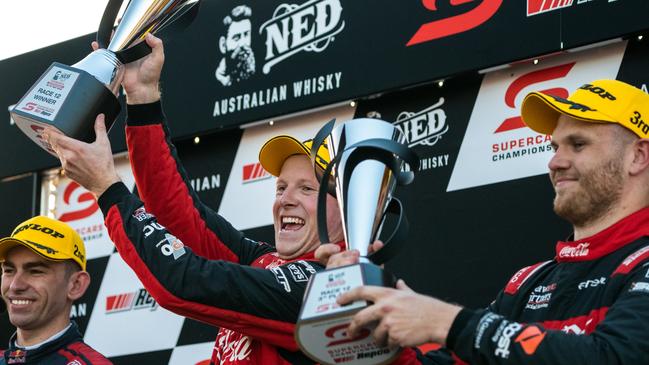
left=0, top=216, right=86, bottom=270
left=259, top=135, right=331, bottom=177
left=521, top=79, right=649, bottom=137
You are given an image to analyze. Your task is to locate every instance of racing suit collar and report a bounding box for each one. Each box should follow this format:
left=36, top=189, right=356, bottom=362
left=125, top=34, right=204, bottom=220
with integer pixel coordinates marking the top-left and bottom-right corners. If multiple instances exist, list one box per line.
left=4, top=322, right=82, bottom=363
left=555, top=207, right=649, bottom=262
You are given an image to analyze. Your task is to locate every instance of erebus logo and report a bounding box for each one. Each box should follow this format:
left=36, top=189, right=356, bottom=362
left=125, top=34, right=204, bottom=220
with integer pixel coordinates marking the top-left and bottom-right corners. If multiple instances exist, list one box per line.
left=242, top=162, right=271, bottom=183
left=260, top=0, right=345, bottom=74
left=393, top=97, right=448, bottom=148
left=105, top=288, right=158, bottom=314
left=527, top=0, right=573, bottom=17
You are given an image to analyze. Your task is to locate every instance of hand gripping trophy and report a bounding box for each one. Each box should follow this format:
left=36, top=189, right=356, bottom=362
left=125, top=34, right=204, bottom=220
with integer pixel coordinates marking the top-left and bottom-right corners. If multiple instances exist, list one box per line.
left=296, top=118, right=419, bottom=365
left=10, top=0, right=199, bottom=155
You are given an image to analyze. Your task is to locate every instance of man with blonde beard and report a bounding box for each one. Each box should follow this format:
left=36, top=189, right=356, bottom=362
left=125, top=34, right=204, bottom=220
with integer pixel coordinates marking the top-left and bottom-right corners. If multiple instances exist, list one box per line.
left=319, top=79, right=649, bottom=364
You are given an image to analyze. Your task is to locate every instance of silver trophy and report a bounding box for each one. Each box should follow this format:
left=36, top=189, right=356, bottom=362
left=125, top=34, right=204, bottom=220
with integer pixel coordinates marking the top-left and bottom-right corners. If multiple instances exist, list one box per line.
left=10, top=0, right=199, bottom=155
left=296, top=118, right=418, bottom=365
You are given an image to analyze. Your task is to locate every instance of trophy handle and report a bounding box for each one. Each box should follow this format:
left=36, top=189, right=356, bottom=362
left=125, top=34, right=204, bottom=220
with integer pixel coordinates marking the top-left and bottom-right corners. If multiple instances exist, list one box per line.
left=97, top=0, right=153, bottom=63
left=366, top=198, right=409, bottom=265
left=310, top=124, right=419, bottom=264
left=96, top=0, right=201, bottom=64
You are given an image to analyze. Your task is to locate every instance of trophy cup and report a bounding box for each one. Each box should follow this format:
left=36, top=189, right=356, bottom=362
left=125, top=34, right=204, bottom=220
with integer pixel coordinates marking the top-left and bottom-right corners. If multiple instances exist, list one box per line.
left=295, top=119, right=419, bottom=365
left=10, top=0, right=199, bottom=155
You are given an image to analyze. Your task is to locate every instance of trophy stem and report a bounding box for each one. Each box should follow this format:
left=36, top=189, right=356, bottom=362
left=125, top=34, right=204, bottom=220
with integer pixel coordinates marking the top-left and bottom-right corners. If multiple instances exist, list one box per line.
left=72, top=50, right=124, bottom=95
left=358, top=256, right=371, bottom=264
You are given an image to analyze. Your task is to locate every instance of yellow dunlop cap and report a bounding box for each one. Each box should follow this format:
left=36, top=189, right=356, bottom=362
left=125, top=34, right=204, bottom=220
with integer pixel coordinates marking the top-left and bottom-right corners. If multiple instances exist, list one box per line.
left=521, top=79, right=649, bottom=138
left=0, top=216, right=86, bottom=271
left=259, top=135, right=330, bottom=177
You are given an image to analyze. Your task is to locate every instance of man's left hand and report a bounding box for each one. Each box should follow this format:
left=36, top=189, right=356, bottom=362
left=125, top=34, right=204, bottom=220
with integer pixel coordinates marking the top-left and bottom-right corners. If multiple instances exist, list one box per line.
left=44, top=114, right=121, bottom=197
left=337, top=280, right=462, bottom=348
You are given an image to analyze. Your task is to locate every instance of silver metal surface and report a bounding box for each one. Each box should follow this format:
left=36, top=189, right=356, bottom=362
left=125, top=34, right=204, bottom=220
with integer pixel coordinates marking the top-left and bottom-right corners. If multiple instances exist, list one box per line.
left=326, top=118, right=405, bottom=257
left=72, top=50, right=123, bottom=95
left=109, top=0, right=199, bottom=52
left=74, top=0, right=199, bottom=95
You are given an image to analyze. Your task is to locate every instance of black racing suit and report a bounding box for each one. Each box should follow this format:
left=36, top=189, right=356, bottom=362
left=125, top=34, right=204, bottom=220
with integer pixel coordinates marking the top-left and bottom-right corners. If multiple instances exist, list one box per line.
left=0, top=322, right=111, bottom=365
left=421, top=207, right=649, bottom=364
left=99, top=101, right=419, bottom=364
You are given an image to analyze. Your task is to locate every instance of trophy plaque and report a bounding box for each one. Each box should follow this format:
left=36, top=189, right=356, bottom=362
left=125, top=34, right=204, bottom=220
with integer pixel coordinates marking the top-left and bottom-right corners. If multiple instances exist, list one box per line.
left=10, top=0, right=199, bottom=155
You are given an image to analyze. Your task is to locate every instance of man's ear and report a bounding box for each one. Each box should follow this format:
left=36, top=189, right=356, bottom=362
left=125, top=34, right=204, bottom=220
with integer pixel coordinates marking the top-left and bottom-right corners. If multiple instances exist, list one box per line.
left=219, top=36, right=227, bottom=55
left=67, top=271, right=91, bottom=301
left=629, top=139, right=649, bottom=176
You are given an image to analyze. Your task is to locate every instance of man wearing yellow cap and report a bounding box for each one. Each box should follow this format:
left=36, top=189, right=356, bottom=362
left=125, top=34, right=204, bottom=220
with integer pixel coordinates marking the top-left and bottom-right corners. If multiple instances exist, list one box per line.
left=43, top=35, right=422, bottom=365
left=318, top=79, right=649, bottom=364
left=0, top=216, right=111, bottom=364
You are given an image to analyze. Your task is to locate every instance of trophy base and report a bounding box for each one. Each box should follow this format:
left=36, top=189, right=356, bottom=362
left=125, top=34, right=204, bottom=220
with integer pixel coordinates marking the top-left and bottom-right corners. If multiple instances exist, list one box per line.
left=11, top=62, right=121, bottom=156
left=295, top=263, right=401, bottom=365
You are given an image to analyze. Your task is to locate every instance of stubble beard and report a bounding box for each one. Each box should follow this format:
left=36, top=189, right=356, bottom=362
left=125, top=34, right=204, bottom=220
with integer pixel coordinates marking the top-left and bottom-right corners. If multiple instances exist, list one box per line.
left=552, top=158, right=624, bottom=228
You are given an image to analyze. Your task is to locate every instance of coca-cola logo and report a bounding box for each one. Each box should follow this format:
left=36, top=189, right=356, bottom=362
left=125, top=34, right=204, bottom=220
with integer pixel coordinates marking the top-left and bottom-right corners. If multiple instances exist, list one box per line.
left=408, top=0, right=503, bottom=46
left=559, top=243, right=590, bottom=258
left=217, top=328, right=253, bottom=362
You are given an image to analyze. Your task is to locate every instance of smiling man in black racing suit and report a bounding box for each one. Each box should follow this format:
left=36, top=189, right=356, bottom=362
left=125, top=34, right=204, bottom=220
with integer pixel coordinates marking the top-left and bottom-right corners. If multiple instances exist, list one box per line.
left=319, top=79, right=649, bottom=364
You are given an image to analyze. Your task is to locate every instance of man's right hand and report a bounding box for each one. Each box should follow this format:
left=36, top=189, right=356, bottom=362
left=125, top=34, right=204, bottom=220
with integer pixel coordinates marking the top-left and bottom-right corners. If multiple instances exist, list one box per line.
left=93, top=33, right=165, bottom=104
left=316, top=241, right=385, bottom=269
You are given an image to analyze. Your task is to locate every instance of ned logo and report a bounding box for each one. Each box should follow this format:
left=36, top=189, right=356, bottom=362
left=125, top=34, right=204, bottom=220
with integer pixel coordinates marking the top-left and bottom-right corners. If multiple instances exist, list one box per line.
left=392, top=97, right=448, bottom=148
left=260, top=0, right=345, bottom=73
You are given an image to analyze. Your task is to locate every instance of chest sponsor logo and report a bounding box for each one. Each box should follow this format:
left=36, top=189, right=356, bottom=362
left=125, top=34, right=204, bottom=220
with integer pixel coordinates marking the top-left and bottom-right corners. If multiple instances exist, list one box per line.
left=559, top=242, right=590, bottom=258
left=493, top=321, right=522, bottom=359
left=271, top=266, right=291, bottom=292
left=525, top=283, right=556, bottom=310
left=578, top=276, right=605, bottom=290
left=629, top=282, right=649, bottom=294
left=7, top=349, right=26, bottom=364
left=217, top=328, right=253, bottom=363
left=408, top=0, right=503, bottom=46
left=447, top=42, right=625, bottom=191
left=106, top=288, right=158, bottom=314
left=287, top=263, right=309, bottom=282
left=242, top=162, right=271, bottom=184
left=213, top=1, right=345, bottom=118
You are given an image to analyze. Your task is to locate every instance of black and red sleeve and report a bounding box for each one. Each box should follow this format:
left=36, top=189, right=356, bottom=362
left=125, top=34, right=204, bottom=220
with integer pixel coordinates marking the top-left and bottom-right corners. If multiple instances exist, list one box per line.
left=99, top=182, right=323, bottom=351
left=445, top=267, right=649, bottom=364
left=126, top=101, right=264, bottom=263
